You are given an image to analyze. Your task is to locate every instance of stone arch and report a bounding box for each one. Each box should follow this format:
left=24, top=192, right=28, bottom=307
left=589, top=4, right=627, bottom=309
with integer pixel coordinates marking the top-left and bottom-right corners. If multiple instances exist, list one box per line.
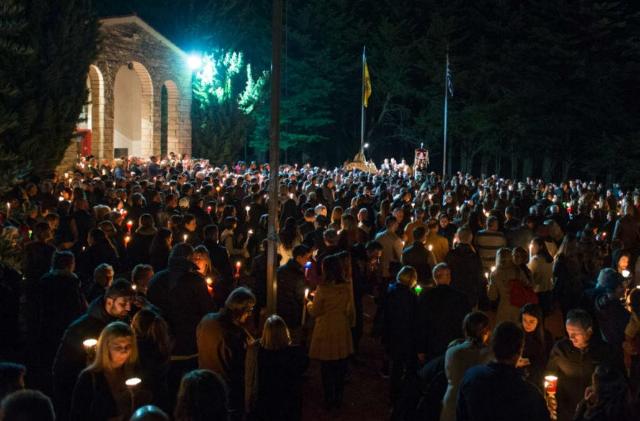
left=160, top=80, right=180, bottom=158
left=87, top=65, right=105, bottom=158
left=113, top=61, right=154, bottom=158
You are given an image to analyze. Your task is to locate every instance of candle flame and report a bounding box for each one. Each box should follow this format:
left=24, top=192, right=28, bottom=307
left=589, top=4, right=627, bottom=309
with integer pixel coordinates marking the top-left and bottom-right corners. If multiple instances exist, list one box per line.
left=83, top=338, right=98, bottom=348
left=125, top=377, right=142, bottom=387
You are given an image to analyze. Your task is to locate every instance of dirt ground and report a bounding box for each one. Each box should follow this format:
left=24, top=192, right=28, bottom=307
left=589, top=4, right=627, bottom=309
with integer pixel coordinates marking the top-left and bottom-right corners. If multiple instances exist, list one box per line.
left=300, top=296, right=566, bottom=421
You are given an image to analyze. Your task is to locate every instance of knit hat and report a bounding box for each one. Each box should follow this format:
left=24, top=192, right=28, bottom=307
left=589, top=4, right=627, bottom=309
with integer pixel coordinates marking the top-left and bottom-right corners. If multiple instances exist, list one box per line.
left=597, top=268, right=624, bottom=291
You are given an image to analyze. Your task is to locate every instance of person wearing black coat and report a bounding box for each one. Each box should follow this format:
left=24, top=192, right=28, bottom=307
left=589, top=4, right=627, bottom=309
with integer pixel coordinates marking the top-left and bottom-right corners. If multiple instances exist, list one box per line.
left=593, top=270, right=629, bottom=358
left=146, top=244, right=214, bottom=358
left=245, top=315, right=309, bottom=421
left=202, top=224, right=233, bottom=288
left=383, top=266, right=418, bottom=404
left=546, top=309, right=623, bottom=421
left=126, top=215, right=157, bottom=266
left=146, top=243, right=214, bottom=405
left=415, top=263, right=471, bottom=363
left=457, top=322, right=550, bottom=421
left=37, top=252, right=87, bottom=388
left=76, top=228, right=119, bottom=282
left=149, top=228, right=172, bottom=273
left=401, top=227, right=434, bottom=286
left=445, top=228, right=484, bottom=309
left=276, top=245, right=312, bottom=343
left=52, top=280, right=134, bottom=421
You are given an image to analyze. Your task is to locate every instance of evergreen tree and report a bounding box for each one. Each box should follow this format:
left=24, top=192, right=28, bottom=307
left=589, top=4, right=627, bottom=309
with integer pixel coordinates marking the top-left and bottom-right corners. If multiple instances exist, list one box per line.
left=1, top=0, right=98, bottom=177
left=0, top=0, right=33, bottom=192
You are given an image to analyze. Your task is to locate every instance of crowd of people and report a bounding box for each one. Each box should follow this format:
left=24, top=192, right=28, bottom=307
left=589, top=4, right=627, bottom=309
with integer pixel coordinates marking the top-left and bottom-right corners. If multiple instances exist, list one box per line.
left=0, top=153, right=639, bottom=420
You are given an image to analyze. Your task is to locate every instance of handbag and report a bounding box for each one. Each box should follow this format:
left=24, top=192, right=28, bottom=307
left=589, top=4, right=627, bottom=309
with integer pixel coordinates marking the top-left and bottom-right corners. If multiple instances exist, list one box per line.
left=509, top=278, right=538, bottom=307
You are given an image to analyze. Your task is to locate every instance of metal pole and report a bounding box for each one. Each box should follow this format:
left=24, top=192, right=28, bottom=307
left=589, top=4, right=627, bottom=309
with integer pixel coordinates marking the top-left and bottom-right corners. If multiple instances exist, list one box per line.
left=266, top=0, right=283, bottom=316
left=360, top=46, right=366, bottom=155
left=442, top=52, right=449, bottom=179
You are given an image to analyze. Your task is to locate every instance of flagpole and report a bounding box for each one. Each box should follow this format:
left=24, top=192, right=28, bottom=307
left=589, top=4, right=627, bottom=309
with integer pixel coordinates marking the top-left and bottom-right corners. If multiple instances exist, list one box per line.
left=442, top=51, right=449, bottom=179
left=360, top=46, right=366, bottom=155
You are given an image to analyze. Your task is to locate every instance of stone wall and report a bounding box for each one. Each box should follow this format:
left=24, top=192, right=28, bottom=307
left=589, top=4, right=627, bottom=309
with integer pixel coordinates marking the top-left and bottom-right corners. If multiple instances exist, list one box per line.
left=59, top=16, right=192, bottom=170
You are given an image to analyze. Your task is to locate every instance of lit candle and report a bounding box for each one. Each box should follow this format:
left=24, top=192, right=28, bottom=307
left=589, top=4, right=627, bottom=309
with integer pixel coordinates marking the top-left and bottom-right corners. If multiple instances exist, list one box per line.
left=302, top=288, right=310, bottom=326
left=124, top=235, right=131, bottom=246
left=245, top=205, right=250, bottom=213
left=125, top=377, right=142, bottom=387
left=428, top=244, right=433, bottom=251
left=183, top=234, right=188, bottom=243
left=126, top=220, right=133, bottom=233
left=622, top=270, right=631, bottom=278
left=206, top=277, right=213, bottom=286
left=235, top=261, right=241, bottom=278
left=82, top=338, right=98, bottom=349
left=456, top=205, right=460, bottom=212
left=544, top=375, right=558, bottom=395
left=414, top=284, right=423, bottom=295
left=207, top=206, right=212, bottom=214
left=248, top=229, right=253, bottom=235
left=58, top=196, right=64, bottom=202
left=102, top=169, right=106, bottom=176
left=132, top=284, right=137, bottom=291
left=485, top=272, right=489, bottom=279
left=64, top=172, right=69, bottom=179
left=490, top=265, right=496, bottom=273
left=289, top=193, right=294, bottom=199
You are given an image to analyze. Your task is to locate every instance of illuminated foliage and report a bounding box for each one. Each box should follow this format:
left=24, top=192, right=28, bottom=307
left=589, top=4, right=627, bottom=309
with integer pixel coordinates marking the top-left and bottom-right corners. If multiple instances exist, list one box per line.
left=191, top=48, right=268, bottom=164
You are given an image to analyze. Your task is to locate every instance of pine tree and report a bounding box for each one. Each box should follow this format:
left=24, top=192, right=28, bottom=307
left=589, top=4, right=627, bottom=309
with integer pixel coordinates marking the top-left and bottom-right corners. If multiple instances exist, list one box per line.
left=1, top=0, right=98, bottom=177
left=0, top=0, right=33, bottom=193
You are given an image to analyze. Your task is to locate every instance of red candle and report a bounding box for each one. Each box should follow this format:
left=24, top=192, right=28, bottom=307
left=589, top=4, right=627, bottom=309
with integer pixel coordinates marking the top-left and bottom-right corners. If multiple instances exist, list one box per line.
left=126, top=220, right=133, bottom=233
left=235, top=261, right=241, bottom=278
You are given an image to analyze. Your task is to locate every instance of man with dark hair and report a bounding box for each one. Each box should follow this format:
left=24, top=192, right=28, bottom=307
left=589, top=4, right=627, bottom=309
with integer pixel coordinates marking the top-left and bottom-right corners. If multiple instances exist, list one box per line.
left=202, top=223, right=233, bottom=284
left=52, top=279, right=134, bottom=420
left=277, top=244, right=312, bottom=343
left=456, top=322, right=550, bottom=421
left=401, top=226, right=436, bottom=285
left=131, top=263, right=154, bottom=295
left=546, top=309, right=621, bottom=421
left=37, top=250, right=86, bottom=391
left=179, top=213, right=201, bottom=246
left=298, top=208, right=316, bottom=238
left=197, top=287, right=256, bottom=420
left=0, top=389, right=55, bottom=421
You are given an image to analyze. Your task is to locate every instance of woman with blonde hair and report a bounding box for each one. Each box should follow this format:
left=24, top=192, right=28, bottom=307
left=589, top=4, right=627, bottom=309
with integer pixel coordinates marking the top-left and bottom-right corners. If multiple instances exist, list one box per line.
left=245, top=315, right=308, bottom=421
left=488, top=248, right=530, bottom=324
left=69, top=321, right=144, bottom=420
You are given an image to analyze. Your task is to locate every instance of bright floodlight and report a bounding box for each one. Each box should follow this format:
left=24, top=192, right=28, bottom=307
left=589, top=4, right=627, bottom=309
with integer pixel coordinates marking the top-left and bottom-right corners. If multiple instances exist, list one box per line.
left=187, top=54, right=202, bottom=70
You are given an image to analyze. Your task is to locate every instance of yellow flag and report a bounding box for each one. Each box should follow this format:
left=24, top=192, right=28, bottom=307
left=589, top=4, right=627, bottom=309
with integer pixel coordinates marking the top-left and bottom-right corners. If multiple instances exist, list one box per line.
left=363, top=60, right=372, bottom=108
